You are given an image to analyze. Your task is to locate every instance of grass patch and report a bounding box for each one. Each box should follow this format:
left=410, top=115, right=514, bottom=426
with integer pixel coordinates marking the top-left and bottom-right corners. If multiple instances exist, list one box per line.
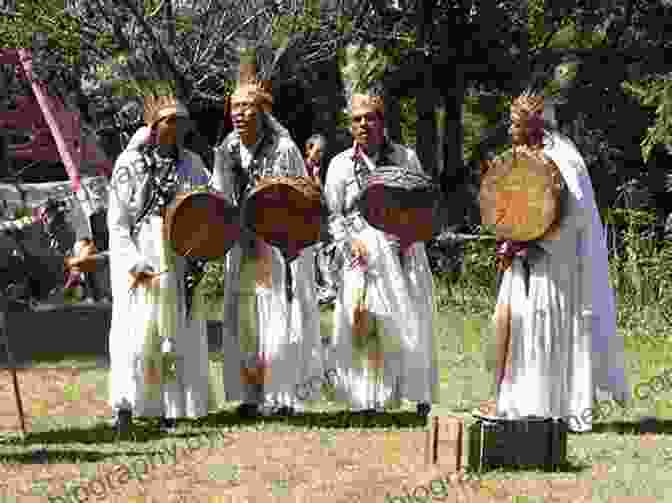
left=5, top=225, right=672, bottom=501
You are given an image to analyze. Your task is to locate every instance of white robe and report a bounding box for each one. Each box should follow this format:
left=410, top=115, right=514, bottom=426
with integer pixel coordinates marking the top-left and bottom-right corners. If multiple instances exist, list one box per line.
left=210, top=127, right=322, bottom=408
left=107, top=147, right=211, bottom=418
left=324, top=143, right=439, bottom=410
left=496, top=132, right=629, bottom=432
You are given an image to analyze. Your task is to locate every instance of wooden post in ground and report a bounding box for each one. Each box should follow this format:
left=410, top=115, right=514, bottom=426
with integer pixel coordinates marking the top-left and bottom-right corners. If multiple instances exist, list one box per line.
left=0, top=296, right=26, bottom=438
left=426, top=415, right=464, bottom=471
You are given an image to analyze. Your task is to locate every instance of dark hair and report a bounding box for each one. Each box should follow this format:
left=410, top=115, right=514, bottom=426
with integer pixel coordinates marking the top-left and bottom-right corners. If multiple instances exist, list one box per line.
left=305, top=133, right=327, bottom=150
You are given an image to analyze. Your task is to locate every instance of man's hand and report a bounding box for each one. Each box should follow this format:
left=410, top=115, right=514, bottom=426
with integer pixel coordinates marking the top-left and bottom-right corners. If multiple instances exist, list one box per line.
left=65, top=240, right=98, bottom=273
left=350, top=239, right=368, bottom=261
left=64, top=256, right=81, bottom=272
left=349, top=238, right=369, bottom=271
left=128, top=270, right=161, bottom=290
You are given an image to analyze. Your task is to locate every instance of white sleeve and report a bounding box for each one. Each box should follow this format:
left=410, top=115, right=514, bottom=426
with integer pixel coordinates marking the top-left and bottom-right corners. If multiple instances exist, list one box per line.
left=186, top=150, right=211, bottom=186
left=273, top=139, right=308, bottom=177
left=577, top=173, right=595, bottom=319
left=405, top=147, right=426, bottom=174
left=324, top=156, right=352, bottom=259
left=106, top=155, right=154, bottom=275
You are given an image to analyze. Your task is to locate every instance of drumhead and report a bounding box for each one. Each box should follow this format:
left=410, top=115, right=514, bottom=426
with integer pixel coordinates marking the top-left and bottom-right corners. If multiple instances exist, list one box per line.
left=356, top=166, right=440, bottom=245
left=480, top=148, right=565, bottom=242
left=164, top=192, right=241, bottom=258
left=242, top=176, right=328, bottom=252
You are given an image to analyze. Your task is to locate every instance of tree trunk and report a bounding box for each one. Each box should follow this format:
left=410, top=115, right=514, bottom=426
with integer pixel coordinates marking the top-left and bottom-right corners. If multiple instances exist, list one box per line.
left=415, top=0, right=437, bottom=176
left=384, top=91, right=402, bottom=144
left=415, top=78, right=437, bottom=175
left=439, top=66, right=468, bottom=228
left=440, top=66, right=465, bottom=192
left=308, top=58, right=348, bottom=164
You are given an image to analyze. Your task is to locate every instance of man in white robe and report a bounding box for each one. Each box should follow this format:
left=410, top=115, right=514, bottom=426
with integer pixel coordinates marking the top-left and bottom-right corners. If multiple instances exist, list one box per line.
left=490, top=92, right=629, bottom=432
left=107, top=96, right=211, bottom=434
left=210, top=76, right=322, bottom=417
left=323, top=86, right=439, bottom=416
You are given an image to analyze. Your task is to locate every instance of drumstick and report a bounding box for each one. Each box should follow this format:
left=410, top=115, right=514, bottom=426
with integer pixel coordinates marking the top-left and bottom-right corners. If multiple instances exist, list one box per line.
left=0, top=304, right=27, bottom=439
left=128, top=269, right=171, bottom=293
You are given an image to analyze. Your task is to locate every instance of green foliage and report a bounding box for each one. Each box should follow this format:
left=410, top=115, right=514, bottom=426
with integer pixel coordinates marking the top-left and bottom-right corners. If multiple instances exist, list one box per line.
left=622, top=78, right=672, bottom=162
left=144, top=0, right=165, bottom=17
left=437, top=228, right=497, bottom=317
left=460, top=231, right=497, bottom=290
left=335, top=109, right=350, bottom=131
left=462, top=96, right=490, bottom=162
left=13, top=206, right=32, bottom=220
left=175, top=15, right=195, bottom=34
left=335, top=15, right=353, bottom=39
left=341, top=33, right=414, bottom=97
left=342, top=44, right=389, bottom=94
left=605, top=208, right=672, bottom=308
left=603, top=208, right=672, bottom=350
left=109, top=78, right=177, bottom=99
left=196, top=258, right=228, bottom=303
left=272, top=6, right=322, bottom=49
left=441, top=208, right=672, bottom=352
left=0, top=1, right=81, bottom=64
left=399, top=97, right=417, bottom=147
left=527, top=0, right=547, bottom=50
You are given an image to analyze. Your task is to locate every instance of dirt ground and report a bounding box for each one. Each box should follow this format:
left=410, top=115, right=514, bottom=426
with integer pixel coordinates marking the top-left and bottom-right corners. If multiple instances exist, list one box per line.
left=0, top=368, right=609, bottom=502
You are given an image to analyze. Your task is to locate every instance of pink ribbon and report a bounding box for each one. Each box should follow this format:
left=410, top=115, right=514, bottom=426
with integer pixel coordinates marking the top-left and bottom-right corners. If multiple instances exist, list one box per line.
left=306, top=159, right=319, bottom=179
left=256, top=352, right=271, bottom=369
left=525, top=112, right=545, bottom=146
left=496, top=240, right=529, bottom=261
left=350, top=253, right=368, bottom=272
left=352, top=143, right=363, bottom=162
left=33, top=207, right=48, bottom=224
left=64, top=270, right=81, bottom=289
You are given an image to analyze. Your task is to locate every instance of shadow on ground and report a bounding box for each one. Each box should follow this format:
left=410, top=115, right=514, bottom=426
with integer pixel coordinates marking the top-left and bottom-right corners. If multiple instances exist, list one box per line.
left=0, top=447, right=147, bottom=465
left=0, top=410, right=429, bottom=465
left=591, top=418, right=672, bottom=435
left=197, top=409, right=429, bottom=429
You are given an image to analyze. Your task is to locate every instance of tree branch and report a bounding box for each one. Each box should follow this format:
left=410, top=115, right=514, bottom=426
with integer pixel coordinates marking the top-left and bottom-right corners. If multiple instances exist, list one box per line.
left=606, top=0, right=634, bottom=50
left=116, top=0, right=187, bottom=97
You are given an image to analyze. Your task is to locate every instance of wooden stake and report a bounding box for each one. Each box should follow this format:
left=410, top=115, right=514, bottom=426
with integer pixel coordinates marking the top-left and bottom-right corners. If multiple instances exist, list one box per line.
left=428, top=416, right=465, bottom=471
left=432, top=416, right=439, bottom=464
left=425, top=420, right=433, bottom=465
left=0, top=303, right=26, bottom=438
left=456, top=418, right=463, bottom=470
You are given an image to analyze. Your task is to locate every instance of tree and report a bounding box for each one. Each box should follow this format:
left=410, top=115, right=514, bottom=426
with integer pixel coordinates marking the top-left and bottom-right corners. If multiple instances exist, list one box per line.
left=1, top=0, right=363, bottom=156
left=624, top=78, right=672, bottom=163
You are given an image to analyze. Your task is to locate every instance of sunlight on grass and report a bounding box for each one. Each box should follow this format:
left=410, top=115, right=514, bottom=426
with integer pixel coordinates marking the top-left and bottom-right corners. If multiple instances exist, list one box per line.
left=23, top=354, right=108, bottom=370
left=8, top=264, right=672, bottom=502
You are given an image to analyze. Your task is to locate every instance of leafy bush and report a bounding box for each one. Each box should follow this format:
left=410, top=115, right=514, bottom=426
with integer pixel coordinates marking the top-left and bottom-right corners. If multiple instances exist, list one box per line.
left=434, top=226, right=497, bottom=317
left=439, top=209, right=672, bottom=343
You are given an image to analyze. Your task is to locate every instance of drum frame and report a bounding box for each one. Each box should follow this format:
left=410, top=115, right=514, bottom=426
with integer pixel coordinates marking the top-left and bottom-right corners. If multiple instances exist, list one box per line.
left=480, top=147, right=565, bottom=242
left=242, top=176, right=328, bottom=253
left=163, top=191, right=241, bottom=259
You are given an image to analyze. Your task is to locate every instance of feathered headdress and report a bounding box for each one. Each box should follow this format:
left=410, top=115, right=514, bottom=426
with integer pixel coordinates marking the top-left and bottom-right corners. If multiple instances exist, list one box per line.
left=350, top=81, right=385, bottom=117
left=511, top=89, right=545, bottom=125
left=143, top=94, right=190, bottom=127
left=511, top=88, right=546, bottom=145
left=229, top=46, right=274, bottom=113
